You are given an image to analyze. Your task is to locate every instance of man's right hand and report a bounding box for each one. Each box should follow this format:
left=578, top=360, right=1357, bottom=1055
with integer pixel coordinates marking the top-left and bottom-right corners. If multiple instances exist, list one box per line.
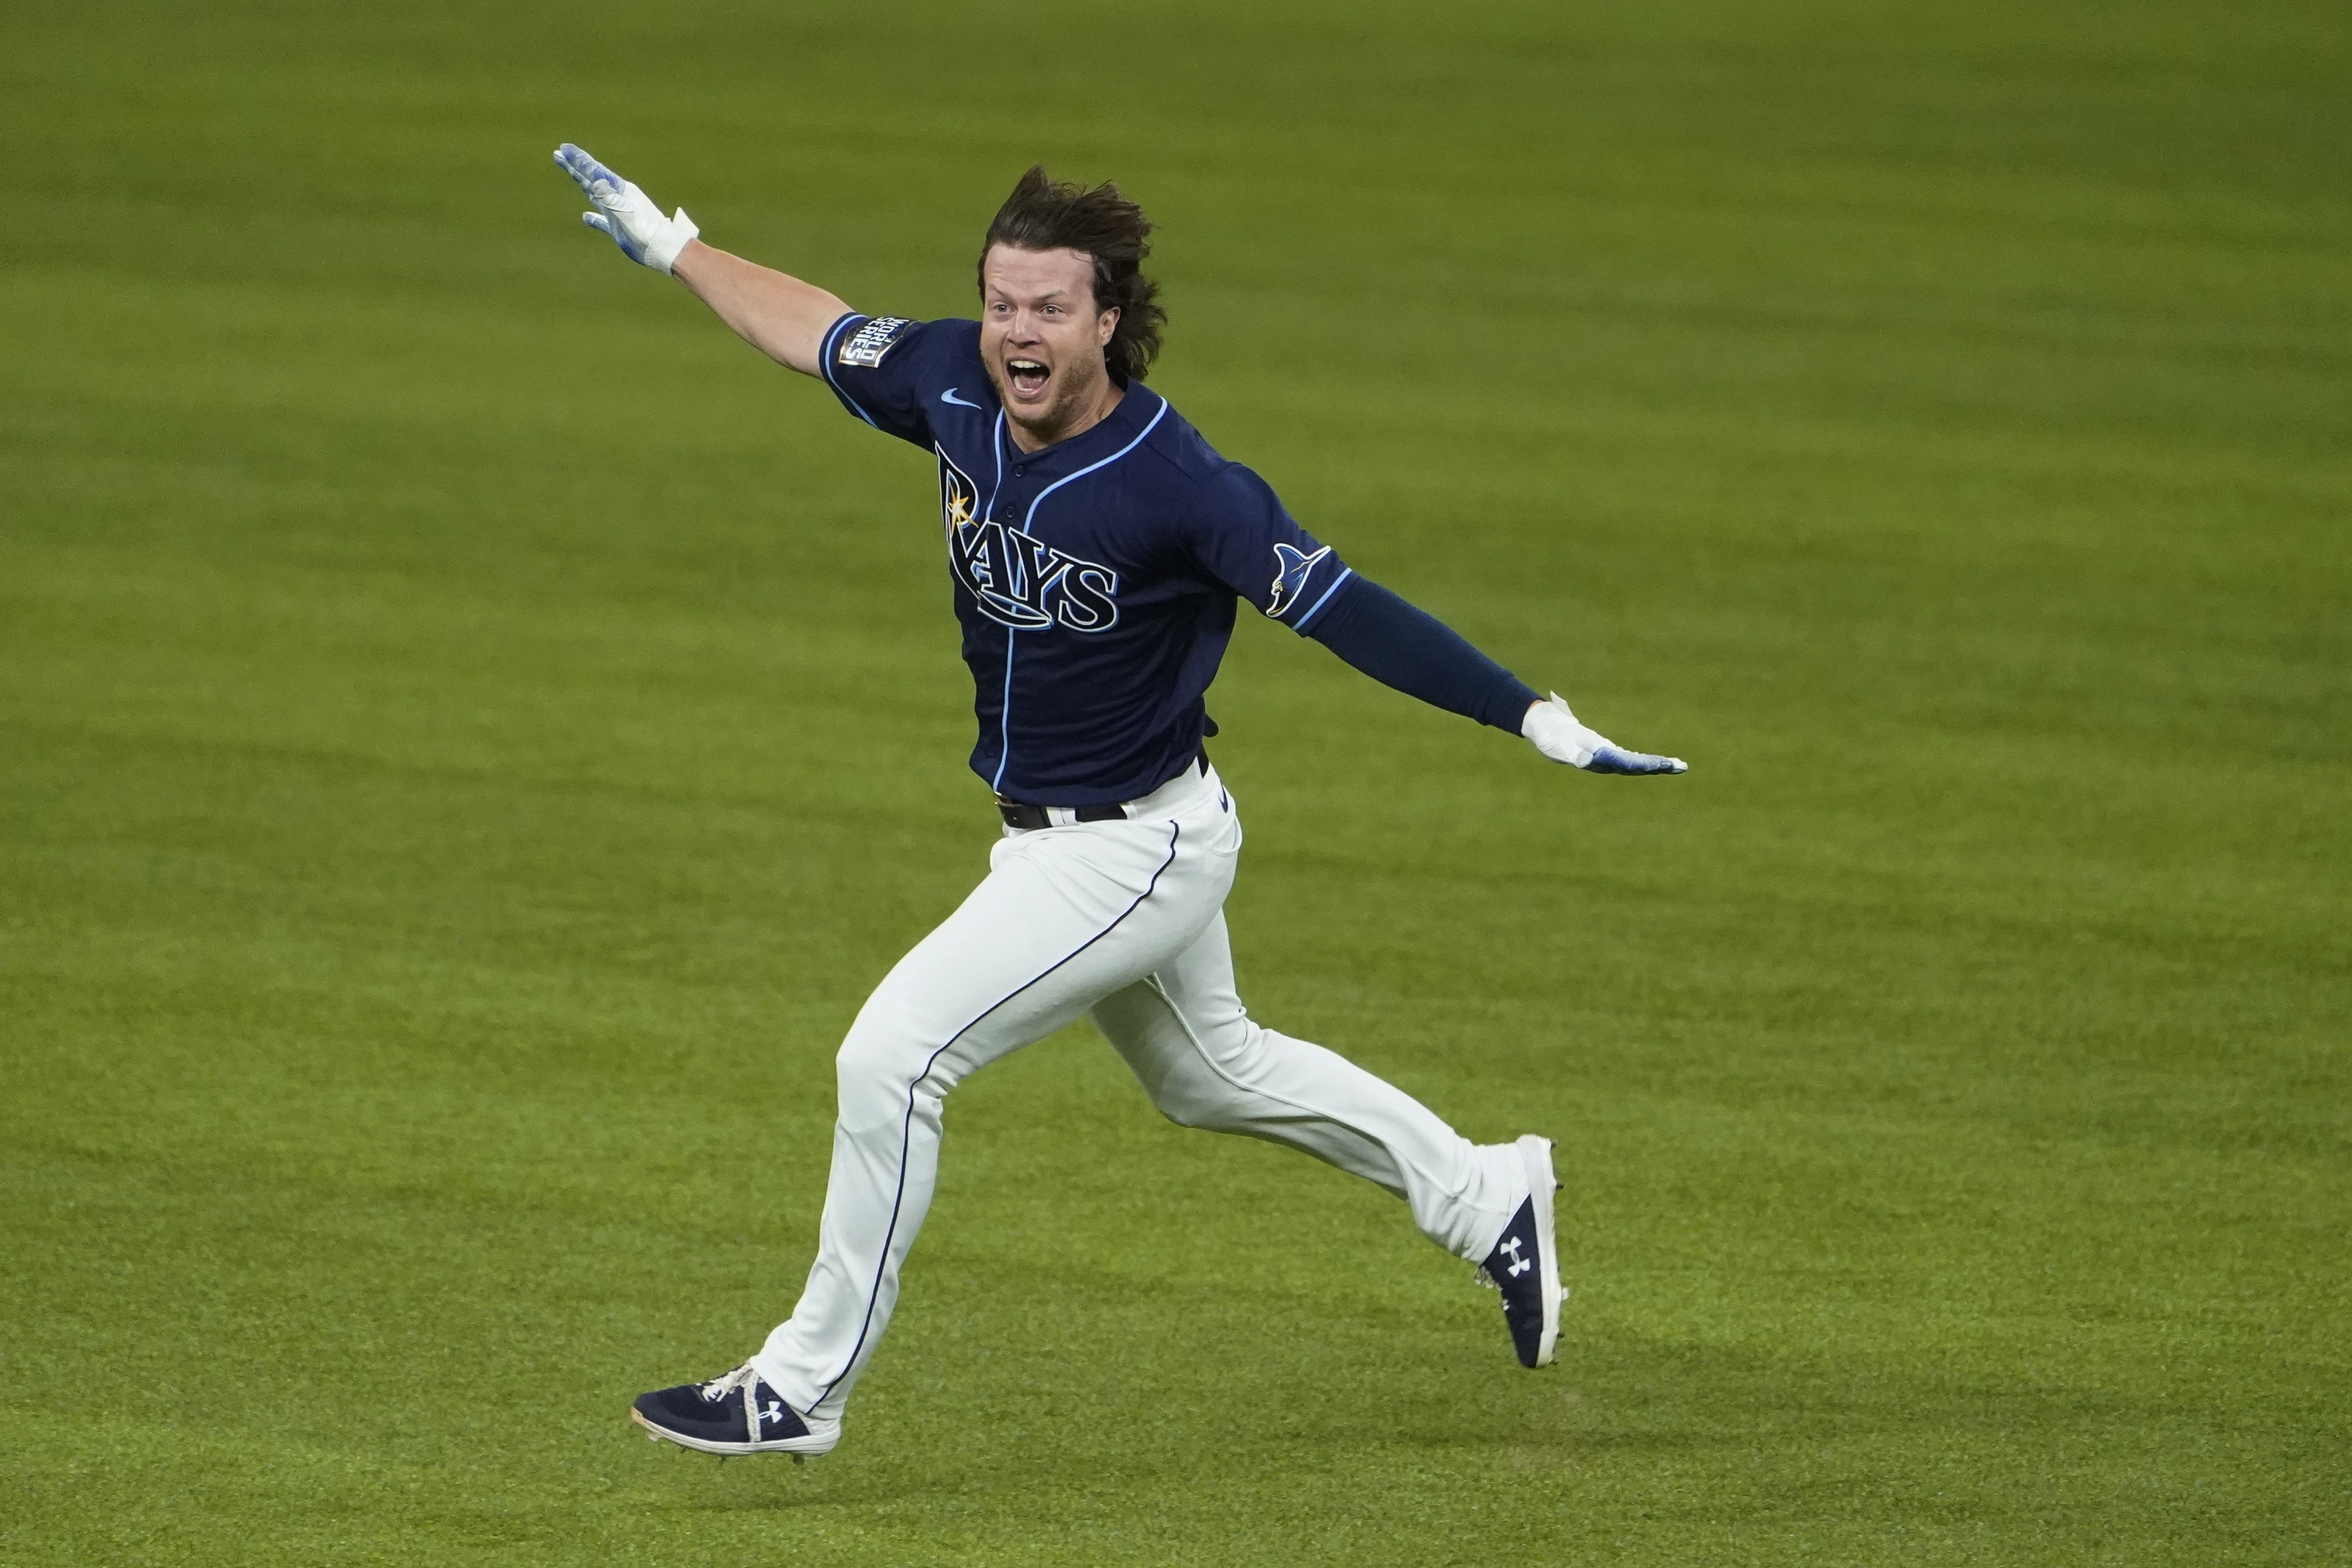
left=553, top=144, right=701, bottom=276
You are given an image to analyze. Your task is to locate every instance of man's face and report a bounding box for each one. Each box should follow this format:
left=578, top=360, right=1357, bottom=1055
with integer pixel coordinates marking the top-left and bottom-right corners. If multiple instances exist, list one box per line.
left=979, top=244, right=1120, bottom=443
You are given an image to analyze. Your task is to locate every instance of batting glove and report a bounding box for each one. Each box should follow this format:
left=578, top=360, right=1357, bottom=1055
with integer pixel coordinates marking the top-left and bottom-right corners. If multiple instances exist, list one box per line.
left=553, top=143, right=700, bottom=275
left=1523, top=692, right=1688, bottom=775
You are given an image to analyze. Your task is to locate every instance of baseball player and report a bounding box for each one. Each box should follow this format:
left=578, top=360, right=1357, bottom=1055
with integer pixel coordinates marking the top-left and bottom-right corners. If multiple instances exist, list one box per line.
left=552, top=147, right=1687, bottom=1462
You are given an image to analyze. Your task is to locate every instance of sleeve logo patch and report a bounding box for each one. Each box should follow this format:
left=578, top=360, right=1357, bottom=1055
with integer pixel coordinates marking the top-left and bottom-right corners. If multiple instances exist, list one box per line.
left=839, top=316, right=915, bottom=368
left=1267, top=542, right=1331, bottom=617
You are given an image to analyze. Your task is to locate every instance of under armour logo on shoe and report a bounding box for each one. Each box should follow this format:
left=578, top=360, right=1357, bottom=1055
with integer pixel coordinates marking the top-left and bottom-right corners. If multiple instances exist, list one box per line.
left=1500, top=1236, right=1533, bottom=1278
left=759, top=1400, right=787, bottom=1427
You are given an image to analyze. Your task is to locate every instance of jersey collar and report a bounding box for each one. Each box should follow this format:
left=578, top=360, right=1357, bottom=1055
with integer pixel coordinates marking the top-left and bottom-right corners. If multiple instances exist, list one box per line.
left=1003, top=381, right=1164, bottom=473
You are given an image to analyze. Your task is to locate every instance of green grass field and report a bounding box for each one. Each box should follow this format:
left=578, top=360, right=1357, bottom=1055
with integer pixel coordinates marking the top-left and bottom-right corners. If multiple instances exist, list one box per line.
left=4, top=1, right=2347, bottom=1562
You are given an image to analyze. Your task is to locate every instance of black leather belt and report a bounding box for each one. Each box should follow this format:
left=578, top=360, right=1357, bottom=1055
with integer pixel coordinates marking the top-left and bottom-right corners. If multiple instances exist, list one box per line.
left=997, top=753, right=1207, bottom=832
left=996, top=799, right=1126, bottom=830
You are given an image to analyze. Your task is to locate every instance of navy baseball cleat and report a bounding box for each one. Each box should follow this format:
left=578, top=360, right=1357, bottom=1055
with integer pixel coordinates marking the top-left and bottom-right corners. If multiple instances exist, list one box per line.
left=1477, top=1135, right=1567, bottom=1368
left=630, top=1364, right=839, bottom=1461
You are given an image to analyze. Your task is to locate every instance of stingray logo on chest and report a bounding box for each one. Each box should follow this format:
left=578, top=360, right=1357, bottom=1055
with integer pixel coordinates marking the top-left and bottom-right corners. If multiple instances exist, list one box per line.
left=939, top=449, right=1121, bottom=633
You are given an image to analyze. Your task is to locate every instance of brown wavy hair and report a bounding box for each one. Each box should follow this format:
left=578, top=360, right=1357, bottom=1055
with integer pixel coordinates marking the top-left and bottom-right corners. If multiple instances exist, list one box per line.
left=979, top=165, right=1166, bottom=384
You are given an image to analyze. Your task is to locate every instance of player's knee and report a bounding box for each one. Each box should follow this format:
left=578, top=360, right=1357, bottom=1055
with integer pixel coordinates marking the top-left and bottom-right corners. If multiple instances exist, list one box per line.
left=1144, top=1074, right=1242, bottom=1133
left=1152, top=1098, right=1208, bottom=1131
left=833, top=1022, right=935, bottom=1132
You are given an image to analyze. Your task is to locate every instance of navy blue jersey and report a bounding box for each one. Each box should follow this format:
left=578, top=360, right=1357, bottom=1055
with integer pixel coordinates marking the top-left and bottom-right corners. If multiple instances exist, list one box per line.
left=820, top=312, right=1356, bottom=806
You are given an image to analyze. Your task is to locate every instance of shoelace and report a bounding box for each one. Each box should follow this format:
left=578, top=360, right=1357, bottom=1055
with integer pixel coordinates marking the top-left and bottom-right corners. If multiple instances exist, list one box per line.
left=698, top=1362, right=769, bottom=1442
left=698, top=1363, right=761, bottom=1403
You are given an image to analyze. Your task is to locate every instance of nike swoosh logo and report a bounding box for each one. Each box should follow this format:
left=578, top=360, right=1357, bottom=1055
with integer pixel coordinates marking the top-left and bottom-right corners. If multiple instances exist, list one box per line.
left=939, top=387, right=982, bottom=409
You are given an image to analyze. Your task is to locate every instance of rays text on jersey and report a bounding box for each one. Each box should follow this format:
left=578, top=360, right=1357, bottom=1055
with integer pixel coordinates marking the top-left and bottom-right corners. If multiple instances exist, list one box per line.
left=940, top=450, right=1121, bottom=633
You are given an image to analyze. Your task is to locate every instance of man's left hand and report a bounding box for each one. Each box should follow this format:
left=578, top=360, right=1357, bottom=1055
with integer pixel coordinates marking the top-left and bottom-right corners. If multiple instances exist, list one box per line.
left=1523, top=692, right=1688, bottom=775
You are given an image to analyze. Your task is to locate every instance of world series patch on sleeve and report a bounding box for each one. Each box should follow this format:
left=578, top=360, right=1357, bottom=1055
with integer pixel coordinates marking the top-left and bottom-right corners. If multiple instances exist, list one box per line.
left=838, top=315, right=915, bottom=368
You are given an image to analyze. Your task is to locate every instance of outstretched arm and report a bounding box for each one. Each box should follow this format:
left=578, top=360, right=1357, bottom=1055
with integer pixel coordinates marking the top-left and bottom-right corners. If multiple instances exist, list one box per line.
left=553, top=144, right=850, bottom=378
left=670, top=244, right=850, bottom=377
left=1304, top=577, right=1687, bottom=776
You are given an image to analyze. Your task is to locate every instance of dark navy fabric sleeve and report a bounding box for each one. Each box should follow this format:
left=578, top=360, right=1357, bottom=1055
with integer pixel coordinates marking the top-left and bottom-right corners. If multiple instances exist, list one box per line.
left=1303, top=575, right=1542, bottom=733
left=818, top=312, right=949, bottom=449
left=1180, top=464, right=1357, bottom=633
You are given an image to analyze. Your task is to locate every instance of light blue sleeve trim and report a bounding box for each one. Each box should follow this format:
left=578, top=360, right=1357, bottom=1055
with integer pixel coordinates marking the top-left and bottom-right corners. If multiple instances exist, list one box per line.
left=1289, top=567, right=1355, bottom=635
left=818, top=313, right=880, bottom=430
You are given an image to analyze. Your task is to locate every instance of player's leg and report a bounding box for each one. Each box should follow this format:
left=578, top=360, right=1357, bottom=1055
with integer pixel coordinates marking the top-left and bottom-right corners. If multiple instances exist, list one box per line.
left=1090, top=910, right=1565, bottom=1366
left=740, top=794, right=1238, bottom=1427
left=1090, top=908, right=1522, bottom=1263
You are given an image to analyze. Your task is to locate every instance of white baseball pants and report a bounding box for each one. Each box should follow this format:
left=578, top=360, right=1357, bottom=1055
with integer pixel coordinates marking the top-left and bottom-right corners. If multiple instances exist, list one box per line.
left=751, top=761, right=1523, bottom=1419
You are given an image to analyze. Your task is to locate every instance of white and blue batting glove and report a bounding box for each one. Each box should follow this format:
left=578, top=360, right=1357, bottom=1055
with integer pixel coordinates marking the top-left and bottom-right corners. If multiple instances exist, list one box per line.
left=552, top=143, right=700, bottom=275
left=1523, top=692, right=1688, bottom=776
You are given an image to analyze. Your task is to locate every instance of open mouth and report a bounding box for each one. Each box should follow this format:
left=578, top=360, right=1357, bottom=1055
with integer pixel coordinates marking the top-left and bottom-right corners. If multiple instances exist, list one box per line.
left=1006, top=358, right=1050, bottom=399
